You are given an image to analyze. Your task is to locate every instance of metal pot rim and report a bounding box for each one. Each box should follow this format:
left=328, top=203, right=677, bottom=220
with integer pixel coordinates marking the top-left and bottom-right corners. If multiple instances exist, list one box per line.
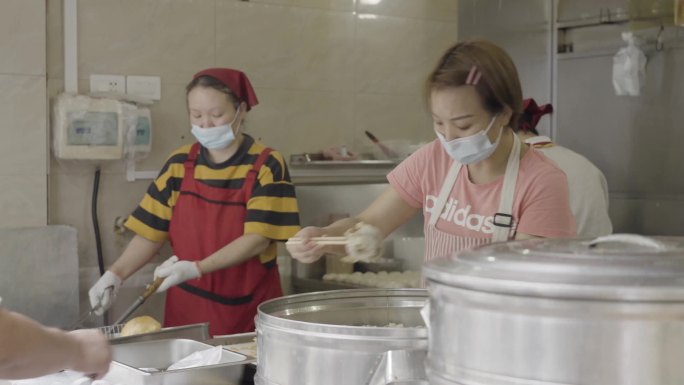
left=423, top=236, right=684, bottom=301
left=256, top=289, right=428, bottom=338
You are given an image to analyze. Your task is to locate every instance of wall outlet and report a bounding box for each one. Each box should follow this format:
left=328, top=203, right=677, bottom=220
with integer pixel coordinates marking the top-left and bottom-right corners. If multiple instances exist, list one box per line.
left=90, top=74, right=126, bottom=94
left=127, top=75, right=161, bottom=100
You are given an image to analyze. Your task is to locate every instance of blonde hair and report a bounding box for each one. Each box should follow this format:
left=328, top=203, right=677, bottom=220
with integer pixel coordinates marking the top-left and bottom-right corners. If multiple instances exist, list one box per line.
left=426, top=40, right=523, bottom=129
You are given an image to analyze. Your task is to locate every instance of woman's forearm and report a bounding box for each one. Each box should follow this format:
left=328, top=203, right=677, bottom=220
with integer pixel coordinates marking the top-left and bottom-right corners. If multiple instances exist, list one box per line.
left=322, top=217, right=360, bottom=236
left=197, top=233, right=271, bottom=274
left=109, top=234, right=165, bottom=280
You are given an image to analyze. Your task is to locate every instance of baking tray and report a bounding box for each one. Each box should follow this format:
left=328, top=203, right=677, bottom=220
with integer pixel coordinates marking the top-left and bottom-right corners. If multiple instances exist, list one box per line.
left=103, top=338, right=251, bottom=385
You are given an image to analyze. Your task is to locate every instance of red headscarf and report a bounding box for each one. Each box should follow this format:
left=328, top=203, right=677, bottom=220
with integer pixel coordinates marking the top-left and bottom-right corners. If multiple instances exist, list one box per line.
left=520, top=98, right=553, bottom=132
left=193, top=68, right=259, bottom=111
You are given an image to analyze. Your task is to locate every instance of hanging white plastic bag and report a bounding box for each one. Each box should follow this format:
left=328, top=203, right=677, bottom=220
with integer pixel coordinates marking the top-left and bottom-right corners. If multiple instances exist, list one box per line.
left=612, top=32, right=647, bottom=96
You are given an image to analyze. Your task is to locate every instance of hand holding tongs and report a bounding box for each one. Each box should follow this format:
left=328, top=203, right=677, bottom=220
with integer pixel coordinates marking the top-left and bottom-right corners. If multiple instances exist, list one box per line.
left=70, top=277, right=164, bottom=330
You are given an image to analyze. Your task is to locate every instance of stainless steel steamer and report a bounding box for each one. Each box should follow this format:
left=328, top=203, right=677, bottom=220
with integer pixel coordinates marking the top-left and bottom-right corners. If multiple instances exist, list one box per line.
left=423, top=235, right=684, bottom=385
left=255, top=289, right=428, bottom=385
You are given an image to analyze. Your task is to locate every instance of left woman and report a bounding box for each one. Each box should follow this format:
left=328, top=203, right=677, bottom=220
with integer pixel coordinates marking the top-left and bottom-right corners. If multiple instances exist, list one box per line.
left=88, top=68, right=300, bottom=336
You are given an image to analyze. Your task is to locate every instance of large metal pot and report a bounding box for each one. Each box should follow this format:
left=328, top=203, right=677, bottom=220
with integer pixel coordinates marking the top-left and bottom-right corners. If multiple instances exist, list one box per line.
left=255, top=289, right=428, bottom=385
left=423, top=235, right=684, bottom=385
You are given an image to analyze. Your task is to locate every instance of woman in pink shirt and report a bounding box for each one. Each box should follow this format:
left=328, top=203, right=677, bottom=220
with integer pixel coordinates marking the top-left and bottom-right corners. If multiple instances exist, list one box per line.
left=288, top=40, right=576, bottom=263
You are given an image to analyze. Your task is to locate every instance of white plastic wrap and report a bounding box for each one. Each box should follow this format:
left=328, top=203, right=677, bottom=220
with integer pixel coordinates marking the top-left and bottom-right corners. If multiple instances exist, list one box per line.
left=9, top=370, right=123, bottom=385
left=52, top=94, right=138, bottom=160
left=612, top=32, right=647, bottom=96
left=166, top=346, right=223, bottom=370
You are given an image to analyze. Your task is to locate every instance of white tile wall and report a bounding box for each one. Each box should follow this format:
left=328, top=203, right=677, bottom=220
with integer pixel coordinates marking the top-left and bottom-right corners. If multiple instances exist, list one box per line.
left=0, top=75, right=47, bottom=175
left=356, top=0, right=459, bottom=21
left=41, top=0, right=458, bottom=308
left=0, top=0, right=47, bottom=228
left=0, top=0, right=46, bottom=75
left=77, top=0, right=216, bottom=83
left=0, top=175, right=47, bottom=227
left=355, top=14, right=458, bottom=94
left=216, top=2, right=356, bottom=92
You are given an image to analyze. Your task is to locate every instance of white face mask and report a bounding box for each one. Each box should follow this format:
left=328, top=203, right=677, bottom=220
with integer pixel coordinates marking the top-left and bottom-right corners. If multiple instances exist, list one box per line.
left=190, top=107, right=241, bottom=150
left=436, top=114, right=502, bottom=164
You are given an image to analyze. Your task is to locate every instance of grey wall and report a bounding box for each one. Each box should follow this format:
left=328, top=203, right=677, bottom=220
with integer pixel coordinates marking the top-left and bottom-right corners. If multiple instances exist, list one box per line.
left=458, top=0, right=553, bottom=135
left=459, top=0, right=684, bottom=236
left=556, top=10, right=684, bottom=235
left=0, top=226, right=78, bottom=328
left=557, top=47, right=684, bottom=234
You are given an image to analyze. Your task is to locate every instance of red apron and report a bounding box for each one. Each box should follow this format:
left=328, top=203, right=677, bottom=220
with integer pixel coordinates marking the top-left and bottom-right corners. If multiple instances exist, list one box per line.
left=165, top=142, right=283, bottom=336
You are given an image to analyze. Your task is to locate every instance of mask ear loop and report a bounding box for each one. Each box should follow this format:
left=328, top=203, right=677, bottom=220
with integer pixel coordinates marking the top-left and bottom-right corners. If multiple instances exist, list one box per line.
left=231, top=105, right=243, bottom=136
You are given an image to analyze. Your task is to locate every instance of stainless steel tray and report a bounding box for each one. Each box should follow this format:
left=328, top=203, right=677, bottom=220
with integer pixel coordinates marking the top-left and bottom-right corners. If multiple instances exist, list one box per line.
left=103, top=338, right=251, bottom=385
left=100, top=322, right=209, bottom=345
left=207, top=331, right=258, bottom=360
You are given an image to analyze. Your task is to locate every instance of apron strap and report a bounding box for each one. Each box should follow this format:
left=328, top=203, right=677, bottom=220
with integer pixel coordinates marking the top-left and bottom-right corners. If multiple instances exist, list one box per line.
left=242, top=147, right=273, bottom=202
left=491, top=133, right=522, bottom=242
left=524, top=135, right=553, bottom=147
left=176, top=143, right=202, bottom=194
left=428, top=160, right=463, bottom=227
left=181, top=143, right=201, bottom=180
left=185, top=143, right=201, bottom=166
left=178, top=283, right=253, bottom=305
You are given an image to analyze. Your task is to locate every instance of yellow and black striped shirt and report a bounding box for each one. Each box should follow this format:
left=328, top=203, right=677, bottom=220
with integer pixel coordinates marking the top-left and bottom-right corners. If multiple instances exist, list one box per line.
left=125, top=135, right=300, bottom=263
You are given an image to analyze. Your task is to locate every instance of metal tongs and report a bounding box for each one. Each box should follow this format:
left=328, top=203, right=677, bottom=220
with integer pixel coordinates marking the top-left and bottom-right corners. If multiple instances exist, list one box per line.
left=112, top=277, right=164, bottom=326
left=70, top=306, right=103, bottom=330
left=70, top=277, right=163, bottom=330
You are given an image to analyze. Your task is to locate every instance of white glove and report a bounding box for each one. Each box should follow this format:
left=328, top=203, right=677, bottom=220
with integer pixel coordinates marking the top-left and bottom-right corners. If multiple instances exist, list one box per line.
left=88, top=271, right=122, bottom=315
left=344, top=222, right=384, bottom=262
left=154, top=256, right=202, bottom=293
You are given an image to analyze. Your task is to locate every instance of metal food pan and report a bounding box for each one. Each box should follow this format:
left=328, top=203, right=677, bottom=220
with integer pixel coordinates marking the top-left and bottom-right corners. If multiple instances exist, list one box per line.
left=103, top=338, right=250, bottom=385
left=207, top=331, right=258, bottom=359
left=99, top=322, right=209, bottom=345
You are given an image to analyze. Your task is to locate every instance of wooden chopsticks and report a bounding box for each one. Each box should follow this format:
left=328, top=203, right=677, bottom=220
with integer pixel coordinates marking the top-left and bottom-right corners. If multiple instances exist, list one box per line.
left=285, top=236, right=347, bottom=245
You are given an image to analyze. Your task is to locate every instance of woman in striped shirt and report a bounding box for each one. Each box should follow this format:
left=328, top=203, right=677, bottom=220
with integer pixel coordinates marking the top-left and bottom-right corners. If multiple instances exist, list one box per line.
left=88, top=68, right=300, bottom=336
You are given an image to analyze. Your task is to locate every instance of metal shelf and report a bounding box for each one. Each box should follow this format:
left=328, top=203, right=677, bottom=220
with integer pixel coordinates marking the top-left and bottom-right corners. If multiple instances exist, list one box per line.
left=289, top=159, right=401, bottom=185
left=557, top=13, right=675, bottom=30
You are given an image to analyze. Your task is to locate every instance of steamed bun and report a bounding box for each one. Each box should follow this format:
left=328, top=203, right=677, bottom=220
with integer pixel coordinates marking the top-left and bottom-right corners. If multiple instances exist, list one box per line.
left=343, top=222, right=383, bottom=262
left=120, top=315, right=162, bottom=337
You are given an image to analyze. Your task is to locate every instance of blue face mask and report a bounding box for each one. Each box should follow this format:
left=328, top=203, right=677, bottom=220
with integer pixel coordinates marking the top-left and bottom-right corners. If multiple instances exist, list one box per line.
left=191, top=107, right=241, bottom=150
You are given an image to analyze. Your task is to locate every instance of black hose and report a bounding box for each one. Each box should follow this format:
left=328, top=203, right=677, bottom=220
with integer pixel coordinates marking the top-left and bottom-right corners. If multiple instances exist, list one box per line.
left=92, top=168, right=105, bottom=277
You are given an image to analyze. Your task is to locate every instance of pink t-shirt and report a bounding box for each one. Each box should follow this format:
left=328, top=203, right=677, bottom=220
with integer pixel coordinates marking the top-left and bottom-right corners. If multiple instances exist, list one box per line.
left=387, top=140, right=576, bottom=239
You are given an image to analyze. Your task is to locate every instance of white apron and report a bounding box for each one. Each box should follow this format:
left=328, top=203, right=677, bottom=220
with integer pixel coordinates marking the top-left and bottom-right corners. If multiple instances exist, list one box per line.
left=424, top=133, right=522, bottom=261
